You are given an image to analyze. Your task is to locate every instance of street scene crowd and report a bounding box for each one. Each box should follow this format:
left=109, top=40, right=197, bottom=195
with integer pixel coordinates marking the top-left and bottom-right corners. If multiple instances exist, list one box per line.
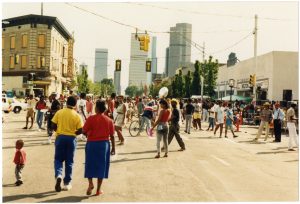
left=9, top=90, right=298, bottom=196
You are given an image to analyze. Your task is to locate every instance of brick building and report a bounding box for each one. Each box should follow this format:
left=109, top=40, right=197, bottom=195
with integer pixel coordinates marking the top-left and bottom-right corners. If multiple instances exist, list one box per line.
left=2, top=14, right=75, bottom=97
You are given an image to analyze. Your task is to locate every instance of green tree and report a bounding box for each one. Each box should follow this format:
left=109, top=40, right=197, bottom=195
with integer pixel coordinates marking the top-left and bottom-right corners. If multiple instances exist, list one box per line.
left=125, top=85, right=140, bottom=97
left=201, top=56, right=219, bottom=98
left=177, top=70, right=184, bottom=97
left=191, top=61, right=201, bottom=95
left=184, top=70, right=192, bottom=98
left=77, top=67, right=89, bottom=93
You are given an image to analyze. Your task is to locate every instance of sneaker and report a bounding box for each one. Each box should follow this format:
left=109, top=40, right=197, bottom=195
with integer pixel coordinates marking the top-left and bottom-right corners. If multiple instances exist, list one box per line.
left=47, top=138, right=52, bottom=144
left=22, top=127, right=28, bottom=129
left=63, top=183, right=72, bottom=191
left=55, top=177, right=62, bottom=192
left=38, top=128, right=41, bottom=132
left=225, top=136, right=228, bottom=138
left=178, top=148, right=185, bottom=151
left=15, top=180, right=23, bottom=186
left=288, top=149, right=296, bottom=151
left=234, top=135, right=238, bottom=138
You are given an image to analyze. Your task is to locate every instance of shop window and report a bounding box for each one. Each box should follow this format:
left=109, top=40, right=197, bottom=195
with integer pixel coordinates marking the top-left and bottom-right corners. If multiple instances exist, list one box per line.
left=22, top=34, right=28, bottom=48
left=38, top=34, right=45, bottom=48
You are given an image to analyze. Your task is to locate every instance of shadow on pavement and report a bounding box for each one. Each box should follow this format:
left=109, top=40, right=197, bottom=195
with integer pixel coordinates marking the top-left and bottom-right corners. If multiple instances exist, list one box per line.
left=190, top=137, right=220, bottom=139
left=256, top=151, right=291, bottom=155
left=3, top=142, right=46, bottom=149
left=3, top=190, right=57, bottom=202
left=41, top=196, right=89, bottom=203
left=2, top=184, right=16, bottom=188
left=3, top=135, right=47, bottom=140
left=284, top=159, right=299, bottom=162
left=238, top=140, right=266, bottom=144
left=111, top=157, right=154, bottom=163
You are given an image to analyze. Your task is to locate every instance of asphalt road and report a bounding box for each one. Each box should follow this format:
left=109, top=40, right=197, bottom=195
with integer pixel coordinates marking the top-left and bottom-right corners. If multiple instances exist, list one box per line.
left=2, top=111, right=299, bottom=202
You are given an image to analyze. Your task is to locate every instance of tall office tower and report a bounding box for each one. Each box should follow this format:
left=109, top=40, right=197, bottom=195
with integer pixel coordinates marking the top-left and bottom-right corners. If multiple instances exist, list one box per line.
left=151, top=36, right=157, bottom=75
left=167, top=23, right=192, bottom=77
left=128, top=33, right=152, bottom=87
left=114, top=71, right=121, bottom=95
left=165, top=47, right=170, bottom=76
left=94, top=48, right=108, bottom=83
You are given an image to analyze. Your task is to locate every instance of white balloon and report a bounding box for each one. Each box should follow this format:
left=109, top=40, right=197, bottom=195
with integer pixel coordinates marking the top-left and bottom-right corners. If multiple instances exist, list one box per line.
left=159, top=87, right=168, bottom=98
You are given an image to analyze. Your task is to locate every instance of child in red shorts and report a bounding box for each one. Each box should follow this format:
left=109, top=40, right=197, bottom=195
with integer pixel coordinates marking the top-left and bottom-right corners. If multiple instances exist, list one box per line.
left=13, top=139, right=26, bottom=186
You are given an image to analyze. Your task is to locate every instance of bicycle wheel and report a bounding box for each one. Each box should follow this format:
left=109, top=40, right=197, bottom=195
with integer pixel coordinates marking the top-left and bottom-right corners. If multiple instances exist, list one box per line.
left=129, top=120, right=141, bottom=137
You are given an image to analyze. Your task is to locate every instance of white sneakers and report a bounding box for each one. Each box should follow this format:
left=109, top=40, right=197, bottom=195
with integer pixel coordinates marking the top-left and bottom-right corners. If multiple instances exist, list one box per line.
left=63, top=184, right=72, bottom=191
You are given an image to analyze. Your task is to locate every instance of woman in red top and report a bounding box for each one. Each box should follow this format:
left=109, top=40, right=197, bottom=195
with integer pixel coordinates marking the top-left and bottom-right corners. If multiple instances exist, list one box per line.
left=83, top=100, right=116, bottom=196
left=35, top=96, right=47, bottom=131
left=151, top=99, right=171, bottom=158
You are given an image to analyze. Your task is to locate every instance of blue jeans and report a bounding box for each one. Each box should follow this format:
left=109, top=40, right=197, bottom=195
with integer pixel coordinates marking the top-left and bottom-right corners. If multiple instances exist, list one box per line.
left=208, top=117, right=215, bottom=130
left=54, top=135, right=77, bottom=185
left=140, top=116, right=151, bottom=132
left=36, top=110, right=44, bottom=129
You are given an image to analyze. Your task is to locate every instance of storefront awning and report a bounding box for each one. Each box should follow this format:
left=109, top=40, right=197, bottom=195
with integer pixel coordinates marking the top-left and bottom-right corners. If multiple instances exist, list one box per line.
left=218, top=95, right=252, bottom=102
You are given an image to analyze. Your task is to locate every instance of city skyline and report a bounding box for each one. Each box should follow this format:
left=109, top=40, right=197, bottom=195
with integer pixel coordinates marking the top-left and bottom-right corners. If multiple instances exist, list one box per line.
left=3, top=2, right=298, bottom=93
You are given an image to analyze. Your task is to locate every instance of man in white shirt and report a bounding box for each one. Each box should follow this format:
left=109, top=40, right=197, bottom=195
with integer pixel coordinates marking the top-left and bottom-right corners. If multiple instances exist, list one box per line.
left=286, top=103, right=298, bottom=151
left=23, top=95, right=36, bottom=129
left=213, top=101, right=225, bottom=138
left=78, top=93, right=87, bottom=141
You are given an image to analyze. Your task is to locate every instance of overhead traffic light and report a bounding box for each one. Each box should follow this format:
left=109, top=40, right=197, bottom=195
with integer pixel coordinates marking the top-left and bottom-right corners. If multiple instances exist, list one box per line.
left=115, top=60, right=121, bottom=71
left=138, top=35, right=150, bottom=52
left=249, top=74, right=256, bottom=86
left=146, top=61, right=151, bottom=72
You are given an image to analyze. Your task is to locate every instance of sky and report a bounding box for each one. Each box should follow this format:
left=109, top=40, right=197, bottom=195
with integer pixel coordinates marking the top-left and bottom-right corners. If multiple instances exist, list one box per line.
left=2, top=1, right=298, bottom=94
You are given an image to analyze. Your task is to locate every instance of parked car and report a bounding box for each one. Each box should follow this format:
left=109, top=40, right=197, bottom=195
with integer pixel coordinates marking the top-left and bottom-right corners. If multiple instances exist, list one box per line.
left=2, top=97, right=11, bottom=113
left=3, top=97, right=28, bottom=113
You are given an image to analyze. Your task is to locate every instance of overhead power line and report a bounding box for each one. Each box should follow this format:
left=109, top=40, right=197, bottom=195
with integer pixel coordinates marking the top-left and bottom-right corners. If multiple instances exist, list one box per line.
left=209, top=32, right=253, bottom=55
left=127, top=2, right=297, bottom=22
left=65, top=3, right=252, bottom=34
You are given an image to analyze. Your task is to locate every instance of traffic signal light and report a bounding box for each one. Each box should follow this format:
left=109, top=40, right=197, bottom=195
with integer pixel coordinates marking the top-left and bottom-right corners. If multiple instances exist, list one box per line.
left=138, top=35, right=150, bottom=52
left=249, top=74, right=256, bottom=86
left=146, top=61, right=151, bottom=72
left=115, top=60, right=121, bottom=71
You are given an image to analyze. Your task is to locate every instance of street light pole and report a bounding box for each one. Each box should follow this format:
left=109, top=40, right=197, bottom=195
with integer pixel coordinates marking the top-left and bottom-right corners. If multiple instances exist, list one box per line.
left=253, top=14, right=258, bottom=101
left=229, top=79, right=235, bottom=103
left=30, top=72, right=35, bottom=96
left=200, top=75, right=204, bottom=102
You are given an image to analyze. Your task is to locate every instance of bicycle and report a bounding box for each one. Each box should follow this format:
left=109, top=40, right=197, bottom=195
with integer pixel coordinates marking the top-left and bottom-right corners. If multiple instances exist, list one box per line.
left=129, top=115, right=151, bottom=137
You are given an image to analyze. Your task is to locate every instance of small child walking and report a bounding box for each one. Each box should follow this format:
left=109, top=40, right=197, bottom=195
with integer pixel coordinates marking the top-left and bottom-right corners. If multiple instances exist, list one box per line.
left=13, top=139, right=26, bottom=186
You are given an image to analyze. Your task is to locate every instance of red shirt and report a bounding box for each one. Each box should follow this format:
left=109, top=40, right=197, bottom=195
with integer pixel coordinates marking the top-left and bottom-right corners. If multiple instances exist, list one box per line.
left=83, top=114, right=115, bottom=141
left=160, top=109, right=171, bottom=122
left=13, top=149, right=26, bottom=165
left=36, top=101, right=46, bottom=110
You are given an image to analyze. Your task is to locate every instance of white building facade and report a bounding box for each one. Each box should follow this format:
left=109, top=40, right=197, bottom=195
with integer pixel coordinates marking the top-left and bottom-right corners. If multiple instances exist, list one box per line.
left=128, top=33, right=152, bottom=87
left=216, top=51, right=298, bottom=101
left=94, top=48, right=108, bottom=83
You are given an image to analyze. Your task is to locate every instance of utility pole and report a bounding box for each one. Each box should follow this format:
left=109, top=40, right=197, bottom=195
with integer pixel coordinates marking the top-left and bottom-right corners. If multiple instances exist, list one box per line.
left=253, top=14, right=258, bottom=101
left=41, top=2, right=43, bottom=16
left=201, top=75, right=204, bottom=102
left=202, top=42, right=205, bottom=62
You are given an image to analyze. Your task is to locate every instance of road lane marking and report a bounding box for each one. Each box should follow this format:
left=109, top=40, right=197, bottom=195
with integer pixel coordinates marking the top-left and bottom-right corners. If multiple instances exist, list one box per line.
left=211, top=155, right=231, bottom=166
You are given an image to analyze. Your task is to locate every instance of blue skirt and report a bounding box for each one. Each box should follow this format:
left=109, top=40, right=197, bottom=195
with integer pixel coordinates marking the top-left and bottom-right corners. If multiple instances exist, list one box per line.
left=84, top=140, right=110, bottom=179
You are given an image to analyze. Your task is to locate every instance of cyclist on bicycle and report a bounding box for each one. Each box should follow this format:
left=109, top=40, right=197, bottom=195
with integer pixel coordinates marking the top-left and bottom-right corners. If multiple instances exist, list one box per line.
left=139, top=102, right=154, bottom=136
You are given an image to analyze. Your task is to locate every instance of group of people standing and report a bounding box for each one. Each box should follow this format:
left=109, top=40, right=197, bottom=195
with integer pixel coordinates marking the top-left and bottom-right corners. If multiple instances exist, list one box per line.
left=15, top=91, right=298, bottom=195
